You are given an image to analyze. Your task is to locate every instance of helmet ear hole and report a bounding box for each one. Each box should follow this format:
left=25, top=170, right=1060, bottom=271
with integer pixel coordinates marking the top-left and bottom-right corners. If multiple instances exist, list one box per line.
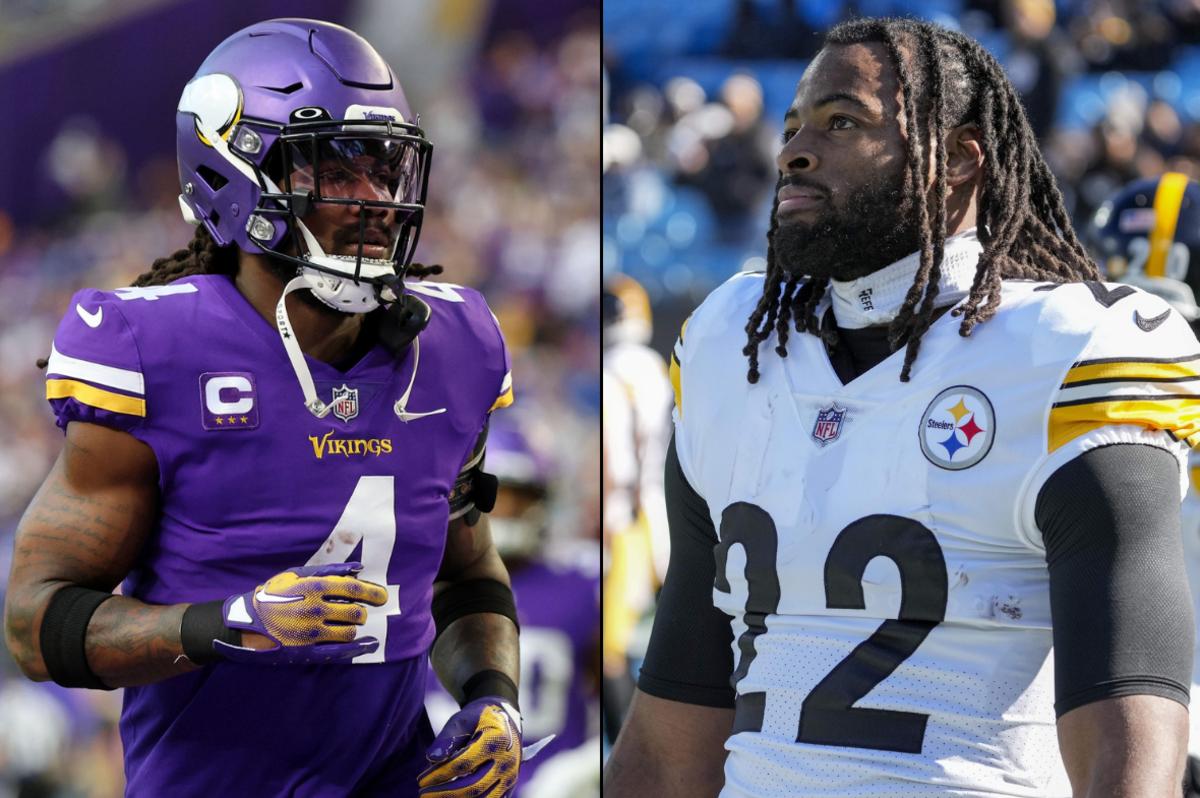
left=196, top=165, right=228, bottom=192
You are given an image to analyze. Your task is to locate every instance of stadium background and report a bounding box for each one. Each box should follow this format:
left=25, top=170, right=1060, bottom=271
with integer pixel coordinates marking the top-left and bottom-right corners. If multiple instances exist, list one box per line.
left=601, top=0, right=1200, bottom=757
left=0, top=1, right=600, bottom=795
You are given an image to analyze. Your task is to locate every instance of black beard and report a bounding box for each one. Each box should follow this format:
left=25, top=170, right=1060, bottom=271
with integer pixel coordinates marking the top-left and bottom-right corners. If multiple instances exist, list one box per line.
left=771, top=168, right=921, bottom=282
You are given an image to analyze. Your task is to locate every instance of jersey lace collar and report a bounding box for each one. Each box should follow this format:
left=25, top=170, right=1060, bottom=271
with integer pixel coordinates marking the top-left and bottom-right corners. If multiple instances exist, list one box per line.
left=827, top=227, right=983, bottom=329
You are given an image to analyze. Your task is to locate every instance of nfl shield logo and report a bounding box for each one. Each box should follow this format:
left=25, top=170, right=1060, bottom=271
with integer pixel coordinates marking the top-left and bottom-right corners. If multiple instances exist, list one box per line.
left=331, top=384, right=359, bottom=422
left=812, top=404, right=847, bottom=446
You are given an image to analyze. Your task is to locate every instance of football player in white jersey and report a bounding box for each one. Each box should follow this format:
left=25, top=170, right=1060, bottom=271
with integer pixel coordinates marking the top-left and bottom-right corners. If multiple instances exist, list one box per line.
left=1087, top=171, right=1200, bottom=795
left=601, top=276, right=674, bottom=742
left=604, top=275, right=675, bottom=583
left=606, top=18, right=1195, bottom=798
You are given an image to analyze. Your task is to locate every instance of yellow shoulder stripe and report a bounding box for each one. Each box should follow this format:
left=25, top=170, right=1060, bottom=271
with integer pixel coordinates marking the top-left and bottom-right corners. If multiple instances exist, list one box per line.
left=1049, top=396, right=1200, bottom=452
left=1063, top=355, right=1200, bottom=386
left=489, top=385, right=514, bottom=412
left=669, top=352, right=681, bottom=417
left=46, top=379, right=146, bottom=417
left=670, top=316, right=689, bottom=418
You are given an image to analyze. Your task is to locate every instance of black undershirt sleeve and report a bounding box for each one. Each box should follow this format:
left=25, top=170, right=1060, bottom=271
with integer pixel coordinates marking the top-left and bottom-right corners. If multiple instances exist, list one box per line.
left=1035, top=443, right=1193, bottom=717
left=637, top=435, right=736, bottom=707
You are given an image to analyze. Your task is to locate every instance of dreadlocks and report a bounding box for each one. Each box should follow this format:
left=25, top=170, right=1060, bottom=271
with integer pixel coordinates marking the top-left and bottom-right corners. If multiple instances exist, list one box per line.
left=131, top=225, right=237, bottom=287
left=743, top=17, right=1099, bottom=383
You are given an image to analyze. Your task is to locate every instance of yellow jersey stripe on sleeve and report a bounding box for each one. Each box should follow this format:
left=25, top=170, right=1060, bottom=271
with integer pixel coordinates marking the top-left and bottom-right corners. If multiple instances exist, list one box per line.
left=670, top=316, right=690, bottom=418
left=1062, top=354, right=1200, bottom=386
left=46, top=379, right=146, bottom=417
left=1048, top=395, right=1200, bottom=452
left=489, top=385, right=514, bottom=412
left=669, top=351, right=681, bottom=416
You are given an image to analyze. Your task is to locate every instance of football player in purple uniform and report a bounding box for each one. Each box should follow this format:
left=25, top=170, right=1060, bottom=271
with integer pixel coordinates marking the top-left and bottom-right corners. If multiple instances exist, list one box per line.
left=425, top=421, right=601, bottom=796
left=4, top=19, right=528, bottom=798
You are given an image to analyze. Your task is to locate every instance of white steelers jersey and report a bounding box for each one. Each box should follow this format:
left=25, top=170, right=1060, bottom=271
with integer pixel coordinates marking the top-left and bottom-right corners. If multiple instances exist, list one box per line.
left=672, top=272, right=1197, bottom=797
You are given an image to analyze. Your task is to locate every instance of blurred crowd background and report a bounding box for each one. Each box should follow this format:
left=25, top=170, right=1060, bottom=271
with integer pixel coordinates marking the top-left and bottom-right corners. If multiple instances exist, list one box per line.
left=603, top=0, right=1200, bottom=355
left=0, top=1, right=600, bottom=796
left=599, top=0, right=1200, bottom=759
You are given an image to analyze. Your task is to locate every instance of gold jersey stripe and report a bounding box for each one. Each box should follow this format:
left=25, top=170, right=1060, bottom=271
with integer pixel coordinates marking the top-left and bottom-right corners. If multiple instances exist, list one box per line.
left=1049, top=396, right=1200, bottom=452
left=669, top=351, right=682, bottom=417
left=489, top=385, right=514, bottom=412
left=670, top=316, right=689, bottom=418
left=46, top=378, right=146, bottom=418
left=1062, top=356, right=1200, bottom=386
left=1146, top=172, right=1190, bottom=278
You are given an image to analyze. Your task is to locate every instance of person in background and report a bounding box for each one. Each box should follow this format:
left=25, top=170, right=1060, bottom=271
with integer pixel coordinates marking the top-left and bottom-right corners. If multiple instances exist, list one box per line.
left=426, top=419, right=600, bottom=797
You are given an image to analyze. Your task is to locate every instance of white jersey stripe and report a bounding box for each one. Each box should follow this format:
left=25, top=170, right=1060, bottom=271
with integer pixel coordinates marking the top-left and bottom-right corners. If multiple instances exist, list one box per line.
left=46, top=344, right=145, bottom=395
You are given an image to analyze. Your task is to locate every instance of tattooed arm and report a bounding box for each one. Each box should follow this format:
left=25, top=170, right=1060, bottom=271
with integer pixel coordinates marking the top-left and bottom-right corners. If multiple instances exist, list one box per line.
left=428, top=515, right=520, bottom=702
left=4, top=422, right=263, bottom=687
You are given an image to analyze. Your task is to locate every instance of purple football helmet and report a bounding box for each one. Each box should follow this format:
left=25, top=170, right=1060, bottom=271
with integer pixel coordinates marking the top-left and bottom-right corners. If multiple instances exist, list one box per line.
left=176, top=18, right=432, bottom=313
left=486, top=422, right=552, bottom=559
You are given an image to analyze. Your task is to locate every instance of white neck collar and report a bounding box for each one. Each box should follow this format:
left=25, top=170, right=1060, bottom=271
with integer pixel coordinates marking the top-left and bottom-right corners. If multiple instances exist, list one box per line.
left=828, top=228, right=983, bottom=329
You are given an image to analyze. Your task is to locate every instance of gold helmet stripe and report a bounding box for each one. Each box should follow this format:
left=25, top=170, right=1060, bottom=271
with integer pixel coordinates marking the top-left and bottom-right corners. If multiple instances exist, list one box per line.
left=1145, top=171, right=1190, bottom=277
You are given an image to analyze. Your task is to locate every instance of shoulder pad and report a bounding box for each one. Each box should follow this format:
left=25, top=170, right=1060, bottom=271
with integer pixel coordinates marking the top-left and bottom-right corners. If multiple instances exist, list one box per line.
left=408, top=281, right=513, bottom=413
left=46, top=288, right=150, bottom=431
left=1037, top=281, right=1200, bottom=451
left=671, top=272, right=766, bottom=419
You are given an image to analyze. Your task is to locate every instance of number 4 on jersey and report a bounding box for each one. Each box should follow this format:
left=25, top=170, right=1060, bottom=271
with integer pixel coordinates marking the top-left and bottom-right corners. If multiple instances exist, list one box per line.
left=305, top=476, right=402, bottom=663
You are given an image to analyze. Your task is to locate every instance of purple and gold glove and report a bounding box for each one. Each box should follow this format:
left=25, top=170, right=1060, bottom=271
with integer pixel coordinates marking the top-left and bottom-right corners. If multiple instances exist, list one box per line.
left=418, top=697, right=523, bottom=797
left=213, top=562, right=388, bottom=664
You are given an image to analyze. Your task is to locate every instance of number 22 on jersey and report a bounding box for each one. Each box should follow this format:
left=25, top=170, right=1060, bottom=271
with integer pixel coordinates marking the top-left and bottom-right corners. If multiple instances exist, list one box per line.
left=715, top=503, right=948, bottom=753
left=305, top=476, right=402, bottom=663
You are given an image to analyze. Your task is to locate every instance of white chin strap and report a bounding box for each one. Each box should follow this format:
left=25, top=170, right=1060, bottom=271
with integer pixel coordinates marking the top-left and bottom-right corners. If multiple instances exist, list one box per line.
left=275, top=276, right=447, bottom=421
left=277, top=277, right=334, bottom=418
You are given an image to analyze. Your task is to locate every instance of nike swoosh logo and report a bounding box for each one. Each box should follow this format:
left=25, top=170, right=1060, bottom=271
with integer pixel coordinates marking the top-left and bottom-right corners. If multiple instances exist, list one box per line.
left=76, top=304, right=103, bottom=328
left=255, top=589, right=302, bottom=604
left=394, top=403, right=447, bottom=423
left=1134, top=308, right=1171, bottom=332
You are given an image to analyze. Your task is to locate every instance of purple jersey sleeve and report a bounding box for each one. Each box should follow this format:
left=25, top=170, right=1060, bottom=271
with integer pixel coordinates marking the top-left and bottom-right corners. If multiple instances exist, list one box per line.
left=45, top=287, right=150, bottom=435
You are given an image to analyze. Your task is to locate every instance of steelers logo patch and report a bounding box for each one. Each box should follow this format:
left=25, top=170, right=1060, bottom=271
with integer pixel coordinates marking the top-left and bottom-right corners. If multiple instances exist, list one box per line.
left=919, top=386, right=995, bottom=471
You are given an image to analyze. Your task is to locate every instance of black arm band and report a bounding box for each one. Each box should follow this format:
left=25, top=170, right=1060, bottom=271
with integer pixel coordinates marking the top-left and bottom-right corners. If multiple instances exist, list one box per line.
left=1037, top=443, right=1193, bottom=716
left=462, top=668, right=520, bottom=708
left=639, top=436, right=736, bottom=707
left=431, top=578, right=519, bottom=641
left=39, top=586, right=115, bottom=690
left=180, top=599, right=241, bottom=665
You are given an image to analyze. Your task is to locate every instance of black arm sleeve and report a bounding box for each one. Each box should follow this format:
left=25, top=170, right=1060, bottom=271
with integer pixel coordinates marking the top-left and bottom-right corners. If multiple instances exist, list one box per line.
left=1036, top=443, right=1194, bottom=717
left=637, top=435, right=736, bottom=707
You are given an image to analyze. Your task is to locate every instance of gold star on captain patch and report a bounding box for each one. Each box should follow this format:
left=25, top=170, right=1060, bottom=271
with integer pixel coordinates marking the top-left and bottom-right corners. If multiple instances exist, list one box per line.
left=226, top=416, right=238, bottom=424
left=214, top=417, right=224, bottom=425
left=946, top=397, right=971, bottom=424
left=240, top=416, right=249, bottom=424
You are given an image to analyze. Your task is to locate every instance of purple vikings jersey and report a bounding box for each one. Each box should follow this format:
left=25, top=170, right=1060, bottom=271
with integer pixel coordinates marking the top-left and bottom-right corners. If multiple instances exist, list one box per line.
left=425, top=547, right=600, bottom=794
left=45, top=274, right=512, bottom=797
